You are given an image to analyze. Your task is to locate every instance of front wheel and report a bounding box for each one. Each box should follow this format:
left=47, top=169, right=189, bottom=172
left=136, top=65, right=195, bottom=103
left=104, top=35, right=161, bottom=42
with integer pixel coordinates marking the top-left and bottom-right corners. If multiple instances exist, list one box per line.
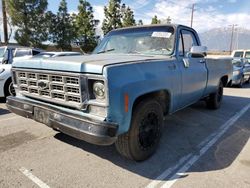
left=115, top=99, right=163, bottom=161
left=206, top=80, right=223, bottom=110
left=4, top=79, right=15, bottom=97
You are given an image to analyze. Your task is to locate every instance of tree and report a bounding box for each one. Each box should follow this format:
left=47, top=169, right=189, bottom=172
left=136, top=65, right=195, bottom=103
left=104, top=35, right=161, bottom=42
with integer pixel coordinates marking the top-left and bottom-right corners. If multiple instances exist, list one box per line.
left=48, top=0, right=75, bottom=51
left=137, top=19, right=143, bottom=26
left=122, top=6, right=136, bottom=27
left=102, top=0, right=122, bottom=35
left=75, top=0, right=97, bottom=53
left=7, top=0, right=48, bottom=48
left=151, top=15, right=161, bottom=24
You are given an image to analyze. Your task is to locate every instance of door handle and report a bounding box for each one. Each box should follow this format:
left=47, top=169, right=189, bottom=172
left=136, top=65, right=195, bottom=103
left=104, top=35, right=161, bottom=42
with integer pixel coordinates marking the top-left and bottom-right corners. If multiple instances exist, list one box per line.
left=199, top=59, right=206, bottom=63
left=183, top=59, right=189, bottom=68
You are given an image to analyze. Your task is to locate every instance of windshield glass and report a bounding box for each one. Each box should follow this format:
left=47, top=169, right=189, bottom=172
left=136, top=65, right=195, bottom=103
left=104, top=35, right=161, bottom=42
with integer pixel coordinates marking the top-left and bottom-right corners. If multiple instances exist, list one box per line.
left=233, top=51, right=244, bottom=58
left=14, top=49, right=32, bottom=57
left=0, top=47, right=6, bottom=57
left=245, top=51, right=250, bottom=59
left=93, top=26, right=175, bottom=56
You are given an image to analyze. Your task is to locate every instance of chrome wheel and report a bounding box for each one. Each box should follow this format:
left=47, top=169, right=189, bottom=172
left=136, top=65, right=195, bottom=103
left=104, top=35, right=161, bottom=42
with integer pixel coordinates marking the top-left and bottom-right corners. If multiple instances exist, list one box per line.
left=8, top=82, right=16, bottom=96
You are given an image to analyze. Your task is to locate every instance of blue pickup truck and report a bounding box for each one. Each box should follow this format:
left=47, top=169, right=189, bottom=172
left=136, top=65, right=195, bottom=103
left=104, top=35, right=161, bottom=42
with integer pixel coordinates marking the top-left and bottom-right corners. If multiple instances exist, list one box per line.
left=7, top=25, right=232, bottom=161
left=231, top=50, right=250, bottom=87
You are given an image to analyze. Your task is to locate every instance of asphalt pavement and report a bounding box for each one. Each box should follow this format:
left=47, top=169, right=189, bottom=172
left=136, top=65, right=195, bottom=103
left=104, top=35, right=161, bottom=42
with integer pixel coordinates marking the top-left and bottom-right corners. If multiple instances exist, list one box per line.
left=0, top=84, right=250, bottom=188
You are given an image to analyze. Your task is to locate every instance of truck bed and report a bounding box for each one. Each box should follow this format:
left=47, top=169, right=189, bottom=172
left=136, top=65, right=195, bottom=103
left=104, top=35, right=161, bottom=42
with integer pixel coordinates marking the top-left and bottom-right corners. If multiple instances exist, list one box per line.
left=204, top=56, right=233, bottom=95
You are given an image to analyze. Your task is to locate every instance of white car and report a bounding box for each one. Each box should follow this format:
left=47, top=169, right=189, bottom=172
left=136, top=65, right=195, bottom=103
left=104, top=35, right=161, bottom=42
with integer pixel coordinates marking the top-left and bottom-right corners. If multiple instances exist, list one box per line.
left=0, top=46, right=43, bottom=98
left=0, top=64, right=14, bottom=97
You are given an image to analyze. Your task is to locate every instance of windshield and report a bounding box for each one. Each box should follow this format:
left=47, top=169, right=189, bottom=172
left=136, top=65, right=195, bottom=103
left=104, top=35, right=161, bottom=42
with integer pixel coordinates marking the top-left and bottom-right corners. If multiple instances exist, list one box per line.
left=14, top=49, right=32, bottom=57
left=93, top=26, right=175, bottom=56
left=0, top=47, right=6, bottom=57
left=233, top=51, right=244, bottom=58
left=245, top=51, right=250, bottom=59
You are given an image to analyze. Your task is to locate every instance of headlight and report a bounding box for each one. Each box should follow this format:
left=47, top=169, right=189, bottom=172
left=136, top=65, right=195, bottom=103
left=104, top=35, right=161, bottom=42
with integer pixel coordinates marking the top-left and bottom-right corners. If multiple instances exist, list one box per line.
left=93, top=81, right=105, bottom=99
left=0, top=68, right=5, bottom=74
left=233, top=70, right=240, bottom=76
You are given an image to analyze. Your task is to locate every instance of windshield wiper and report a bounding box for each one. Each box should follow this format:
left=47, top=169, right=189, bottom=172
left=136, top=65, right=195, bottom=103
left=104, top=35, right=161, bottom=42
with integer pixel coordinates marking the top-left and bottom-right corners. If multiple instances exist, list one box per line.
left=97, top=48, right=115, bottom=54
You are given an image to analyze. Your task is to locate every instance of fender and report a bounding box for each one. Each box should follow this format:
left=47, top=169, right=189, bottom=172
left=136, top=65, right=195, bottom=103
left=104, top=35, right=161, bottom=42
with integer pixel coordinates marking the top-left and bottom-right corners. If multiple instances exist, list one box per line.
left=104, top=59, right=180, bottom=134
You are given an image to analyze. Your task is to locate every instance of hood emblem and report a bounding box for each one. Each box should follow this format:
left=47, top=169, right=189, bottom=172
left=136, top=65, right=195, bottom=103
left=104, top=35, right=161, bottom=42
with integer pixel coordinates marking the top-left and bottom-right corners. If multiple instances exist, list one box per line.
left=38, top=81, right=48, bottom=90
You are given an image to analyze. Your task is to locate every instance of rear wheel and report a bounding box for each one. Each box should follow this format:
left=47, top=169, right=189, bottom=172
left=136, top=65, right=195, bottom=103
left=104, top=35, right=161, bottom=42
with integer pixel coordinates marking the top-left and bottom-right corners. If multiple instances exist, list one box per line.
left=206, top=80, right=223, bottom=110
left=115, top=99, right=163, bottom=161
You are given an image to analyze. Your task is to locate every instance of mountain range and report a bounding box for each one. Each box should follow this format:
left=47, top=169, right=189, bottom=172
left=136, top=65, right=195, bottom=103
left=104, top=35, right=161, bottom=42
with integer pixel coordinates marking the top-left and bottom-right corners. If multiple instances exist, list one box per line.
left=199, top=27, right=250, bottom=52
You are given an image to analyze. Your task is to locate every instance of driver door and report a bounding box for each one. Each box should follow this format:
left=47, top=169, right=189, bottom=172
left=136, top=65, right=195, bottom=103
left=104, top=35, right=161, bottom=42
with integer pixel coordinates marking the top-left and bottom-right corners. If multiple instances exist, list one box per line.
left=177, top=29, right=207, bottom=108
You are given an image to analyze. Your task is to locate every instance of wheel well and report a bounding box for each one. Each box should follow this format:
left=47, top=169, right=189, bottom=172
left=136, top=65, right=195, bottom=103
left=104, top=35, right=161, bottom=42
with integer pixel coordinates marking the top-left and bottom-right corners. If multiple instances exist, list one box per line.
left=221, top=76, right=228, bottom=87
left=132, top=90, right=170, bottom=116
left=4, top=77, right=12, bottom=96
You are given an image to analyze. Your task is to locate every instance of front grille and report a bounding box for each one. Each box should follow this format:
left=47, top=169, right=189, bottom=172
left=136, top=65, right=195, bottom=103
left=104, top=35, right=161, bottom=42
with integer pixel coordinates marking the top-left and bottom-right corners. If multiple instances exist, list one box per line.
left=15, top=70, right=85, bottom=109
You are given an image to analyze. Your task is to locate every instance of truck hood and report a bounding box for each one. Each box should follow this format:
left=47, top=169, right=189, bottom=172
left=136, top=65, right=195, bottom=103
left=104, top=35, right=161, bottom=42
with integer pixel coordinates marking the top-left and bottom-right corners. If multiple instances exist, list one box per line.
left=12, top=54, right=167, bottom=74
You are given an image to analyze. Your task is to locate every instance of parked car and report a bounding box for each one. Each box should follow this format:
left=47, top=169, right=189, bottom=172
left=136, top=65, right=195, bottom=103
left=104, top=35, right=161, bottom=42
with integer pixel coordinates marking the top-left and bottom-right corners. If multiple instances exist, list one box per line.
left=0, top=45, right=17, bottom=64
left=231, top=50, right=250, bottom=87
left=33, top=51, right=82, bottom=58
left=7, top=24, right=233, bottom=161
left=0, top=46, right=43, bottom=98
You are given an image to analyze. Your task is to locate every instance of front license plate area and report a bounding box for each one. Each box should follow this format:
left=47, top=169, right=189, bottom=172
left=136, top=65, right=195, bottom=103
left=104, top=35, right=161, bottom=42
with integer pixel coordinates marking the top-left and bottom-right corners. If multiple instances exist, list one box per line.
left=34, top=107, right=50, bottom=125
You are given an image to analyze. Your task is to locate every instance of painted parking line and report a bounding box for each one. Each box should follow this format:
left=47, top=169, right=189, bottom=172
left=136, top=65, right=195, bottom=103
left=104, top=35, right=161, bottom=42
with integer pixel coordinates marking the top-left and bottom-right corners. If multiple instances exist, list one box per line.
left=147, top=103, right=250, bottom=188
left=19, top=167, right=50, bottom=188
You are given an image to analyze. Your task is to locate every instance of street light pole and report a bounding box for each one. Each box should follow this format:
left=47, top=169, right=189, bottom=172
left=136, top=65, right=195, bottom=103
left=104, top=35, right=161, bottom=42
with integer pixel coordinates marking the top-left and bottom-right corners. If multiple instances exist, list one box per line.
left=229, top=24, right=238, bottom=54
left=190, top=4, right=195, bottom=28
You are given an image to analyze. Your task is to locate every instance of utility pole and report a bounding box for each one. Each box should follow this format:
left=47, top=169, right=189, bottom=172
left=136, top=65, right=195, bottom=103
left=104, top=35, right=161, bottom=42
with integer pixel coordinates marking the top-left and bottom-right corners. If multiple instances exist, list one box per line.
left=190, top=4, right=195, bottom=28
left=2, top=0, right=8, bottom=44
left=229, top=24, right=238, bottom=54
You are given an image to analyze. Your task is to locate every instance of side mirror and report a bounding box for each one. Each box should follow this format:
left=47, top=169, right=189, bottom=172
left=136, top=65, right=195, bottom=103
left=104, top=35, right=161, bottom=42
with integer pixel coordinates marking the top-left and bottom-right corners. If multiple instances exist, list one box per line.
left=189, top=46, right=207, bottom=58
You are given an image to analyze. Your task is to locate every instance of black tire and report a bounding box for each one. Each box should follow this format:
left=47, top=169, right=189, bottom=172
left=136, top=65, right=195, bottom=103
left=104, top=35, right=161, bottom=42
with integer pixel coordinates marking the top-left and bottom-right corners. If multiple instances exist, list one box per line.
left=115, top=99, right=163, bottom=161
left=4, top=79, right=15, bottom=97
left=246, top=77, right=250, bottom=84
left=206, top=80, right=223, bottom=110
left=226, top=80, right=232, bottom=87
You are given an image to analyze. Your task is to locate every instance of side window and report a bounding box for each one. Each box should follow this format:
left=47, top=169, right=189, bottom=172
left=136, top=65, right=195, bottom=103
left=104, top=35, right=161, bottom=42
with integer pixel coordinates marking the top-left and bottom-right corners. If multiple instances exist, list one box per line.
left=32, top=50, right=41, bottom=56
left=233, top=51, right=244, bottom=58
left=181, top=30, right=198, bottom=56
left=178, top=35, right=184, bottom=56
left=245, top=52, right=250, bottom=59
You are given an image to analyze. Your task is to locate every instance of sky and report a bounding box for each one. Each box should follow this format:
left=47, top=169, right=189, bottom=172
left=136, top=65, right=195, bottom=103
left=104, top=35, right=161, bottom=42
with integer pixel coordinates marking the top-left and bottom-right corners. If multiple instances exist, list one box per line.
left=47, top=0, right=250, bottom=32
left=0, top=0, right=249, bottom=42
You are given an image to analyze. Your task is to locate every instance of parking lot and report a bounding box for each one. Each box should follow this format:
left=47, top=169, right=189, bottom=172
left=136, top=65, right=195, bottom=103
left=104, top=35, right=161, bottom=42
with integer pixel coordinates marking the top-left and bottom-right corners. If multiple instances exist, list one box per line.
left=0, top=85, right=250, bottom=188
